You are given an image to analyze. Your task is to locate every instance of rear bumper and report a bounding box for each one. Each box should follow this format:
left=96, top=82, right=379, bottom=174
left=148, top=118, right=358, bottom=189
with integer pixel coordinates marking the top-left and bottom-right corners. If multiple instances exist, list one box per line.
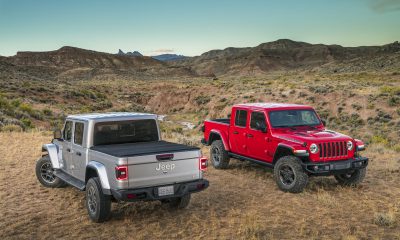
left=110, top=179, right=209, bottom=202
left=302, top=157, right=368, bottom=176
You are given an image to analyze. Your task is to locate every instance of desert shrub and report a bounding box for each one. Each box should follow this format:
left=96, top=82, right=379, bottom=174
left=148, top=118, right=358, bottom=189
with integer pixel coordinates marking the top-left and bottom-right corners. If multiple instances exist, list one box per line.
left=380, top=86, right=400, bottom=96
left=351, top=103, right=362, bottom=110
left=0, top=124, right=23, bottom=132
left=20, top=118, right=33, bottom=130
left=119, top=104, right=145, bottom=112
left=387, top=96, right=400, bottom=106
left=91, top=100, right=113, bottom=111
left=172, top=126, right=183, bottom=134
left=194, top=96, right=211, bottom=105
left=374, top=212, right=396, bottom=226
left=374, top=110, right=392, bottom=123
left=371, top=135, right=389, bottom=145
left=367, top=103, right=375, bottom=109
left=11, top=99, right=21, bottom=107
left=43, top=109, right=53, bottom=116
left=19, top=103, right=34, bottom=114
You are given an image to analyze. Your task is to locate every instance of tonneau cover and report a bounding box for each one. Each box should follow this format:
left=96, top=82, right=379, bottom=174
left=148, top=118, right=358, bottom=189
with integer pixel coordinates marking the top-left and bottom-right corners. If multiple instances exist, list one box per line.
left=91, top=140, right=199, bottom=157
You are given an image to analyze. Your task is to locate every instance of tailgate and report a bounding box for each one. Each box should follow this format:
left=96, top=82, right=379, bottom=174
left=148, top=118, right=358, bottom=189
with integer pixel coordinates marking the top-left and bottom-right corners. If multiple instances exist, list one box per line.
left=127, top=150, right=201, bottom=188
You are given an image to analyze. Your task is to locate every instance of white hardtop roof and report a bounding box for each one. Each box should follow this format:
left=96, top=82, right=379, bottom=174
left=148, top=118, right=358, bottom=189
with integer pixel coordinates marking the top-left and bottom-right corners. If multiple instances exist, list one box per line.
left=67, top=112, right=156, bottom=121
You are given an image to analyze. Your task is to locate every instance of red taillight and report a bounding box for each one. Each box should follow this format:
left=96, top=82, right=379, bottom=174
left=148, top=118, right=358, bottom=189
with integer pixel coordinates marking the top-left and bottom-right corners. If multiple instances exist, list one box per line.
left=199, top=157, right=208, bottom=171
left=115, top=165, right=128, bottom=180
left=126, top=193, right=137, bottom=199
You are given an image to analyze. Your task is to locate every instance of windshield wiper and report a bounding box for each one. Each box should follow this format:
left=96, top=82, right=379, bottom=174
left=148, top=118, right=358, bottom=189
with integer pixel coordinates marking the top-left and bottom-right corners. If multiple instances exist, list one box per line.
left=294, top=124, right=318, bottom=130
left=274, top=125, right=297, bottom=130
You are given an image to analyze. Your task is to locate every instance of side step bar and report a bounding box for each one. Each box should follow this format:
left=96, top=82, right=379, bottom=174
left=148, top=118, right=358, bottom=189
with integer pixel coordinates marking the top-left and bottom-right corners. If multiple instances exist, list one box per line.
left=228, top=152, right=274, bottom=168
left=54, top=169, right=85, bottom=190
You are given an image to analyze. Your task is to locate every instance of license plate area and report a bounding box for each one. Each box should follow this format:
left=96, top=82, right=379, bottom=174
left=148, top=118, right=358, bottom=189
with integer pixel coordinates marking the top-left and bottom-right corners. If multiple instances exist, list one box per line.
left=332, top=162, right=351, bottom=170
left=158, top=185, right=174, bottom=196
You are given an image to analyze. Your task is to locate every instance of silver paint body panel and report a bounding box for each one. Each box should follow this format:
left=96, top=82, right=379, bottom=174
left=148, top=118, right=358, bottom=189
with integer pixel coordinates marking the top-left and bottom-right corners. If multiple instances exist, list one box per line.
left=45, top=112, right=203, bottom=192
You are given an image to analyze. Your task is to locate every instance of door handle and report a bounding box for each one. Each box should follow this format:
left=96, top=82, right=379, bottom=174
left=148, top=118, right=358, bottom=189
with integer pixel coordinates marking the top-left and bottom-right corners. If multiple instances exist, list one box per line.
left=76, top=152, right=81, bottom=156
left=233, top=131, right=239, bottom=134
left=67, top=148, right=71, bottom=152
left=247, top=133, right=253, bottom=138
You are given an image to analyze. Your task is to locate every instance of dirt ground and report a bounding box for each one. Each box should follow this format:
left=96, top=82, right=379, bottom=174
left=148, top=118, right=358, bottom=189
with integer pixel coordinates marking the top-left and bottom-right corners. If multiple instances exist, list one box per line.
left=0, top=131, right=399, bottom=240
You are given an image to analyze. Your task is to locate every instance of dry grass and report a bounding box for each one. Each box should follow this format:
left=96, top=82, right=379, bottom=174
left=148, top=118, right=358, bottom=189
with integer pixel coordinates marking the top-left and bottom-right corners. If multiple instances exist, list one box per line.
left=0, top=131, right=399, bottom=239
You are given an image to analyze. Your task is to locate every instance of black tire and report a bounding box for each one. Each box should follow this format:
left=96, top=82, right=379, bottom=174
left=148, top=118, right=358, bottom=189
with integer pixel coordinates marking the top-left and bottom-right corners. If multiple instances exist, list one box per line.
left=210, top=140, right=230, bottom=169
left=86, top=177, right=111, bottom=223
left=169, top=194, right=191, bottom=209
left=334, top=168, right=366, bottom=186
left=35, top=155, right=66, bottom=188
left=274, top=156, right=308, bottom=193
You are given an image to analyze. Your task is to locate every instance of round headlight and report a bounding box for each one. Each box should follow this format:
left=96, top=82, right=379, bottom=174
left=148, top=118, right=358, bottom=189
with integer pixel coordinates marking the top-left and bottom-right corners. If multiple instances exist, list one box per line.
left=347, top=141, right=353, bottom=150
left=310, top=143, right=319, bottom=154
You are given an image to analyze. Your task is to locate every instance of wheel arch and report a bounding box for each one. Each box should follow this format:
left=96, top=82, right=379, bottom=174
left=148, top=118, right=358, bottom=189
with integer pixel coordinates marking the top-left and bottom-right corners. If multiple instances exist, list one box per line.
left=42, top=144, right=61, bottom=169
left=86, top=161, right=111, bottom=191
left=209, top=130, right=230, bottom=151
left=273, top=144, right=295, bottom=164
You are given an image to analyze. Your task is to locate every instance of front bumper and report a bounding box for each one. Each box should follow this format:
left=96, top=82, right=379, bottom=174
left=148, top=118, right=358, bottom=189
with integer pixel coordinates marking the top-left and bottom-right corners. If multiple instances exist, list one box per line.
left=111, top=179, right=209, bottom=202
left=201, top=138, right=208, bottom=146
left=302, top=157, right=368, bottom=176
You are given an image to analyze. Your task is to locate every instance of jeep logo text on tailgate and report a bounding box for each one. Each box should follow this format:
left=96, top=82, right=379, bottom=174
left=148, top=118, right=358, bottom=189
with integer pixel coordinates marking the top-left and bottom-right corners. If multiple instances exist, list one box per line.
left=156, top=163, right=175, bottom=172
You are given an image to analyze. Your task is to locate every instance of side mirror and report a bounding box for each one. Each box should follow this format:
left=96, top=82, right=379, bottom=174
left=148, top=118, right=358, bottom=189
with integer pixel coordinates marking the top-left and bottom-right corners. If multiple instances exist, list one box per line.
left=53, top=129, right=62, bottom=140
left=321, top=119, right=327, bottom=126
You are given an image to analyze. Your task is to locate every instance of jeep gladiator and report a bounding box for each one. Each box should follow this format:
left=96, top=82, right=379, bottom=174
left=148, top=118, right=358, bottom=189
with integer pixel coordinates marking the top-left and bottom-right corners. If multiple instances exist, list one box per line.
left=36, top=112, right=209, bottom=222
left=201, top=103, right=368, bottom=193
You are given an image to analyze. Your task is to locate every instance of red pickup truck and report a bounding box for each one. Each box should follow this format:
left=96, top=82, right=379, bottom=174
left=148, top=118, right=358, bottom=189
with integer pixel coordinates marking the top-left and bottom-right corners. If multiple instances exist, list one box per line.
left=201, top=103, right=368, bottom=193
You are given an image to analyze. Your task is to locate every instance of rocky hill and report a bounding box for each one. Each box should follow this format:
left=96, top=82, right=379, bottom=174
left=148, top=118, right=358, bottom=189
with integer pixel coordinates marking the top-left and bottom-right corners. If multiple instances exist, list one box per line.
left=0, top=46, right=196, bottom=81
left=1, top=40, right=399, bottom=80
left=175, top=39, right=400, bottom=76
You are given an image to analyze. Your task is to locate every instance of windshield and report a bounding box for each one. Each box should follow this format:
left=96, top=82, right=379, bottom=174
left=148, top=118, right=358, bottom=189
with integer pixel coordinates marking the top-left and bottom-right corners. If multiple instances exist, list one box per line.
left=269, top=109, right=321, bottom=128
left=93, top=119, right=159, bottom=146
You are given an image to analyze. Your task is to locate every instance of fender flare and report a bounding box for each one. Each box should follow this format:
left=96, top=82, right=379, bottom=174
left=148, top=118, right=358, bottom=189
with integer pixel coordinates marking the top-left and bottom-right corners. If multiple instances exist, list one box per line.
left=209, top=130, right=230, bottom=151
left=42, top=144, right=61, bottom=169
left=86, top=161, right=111, bottom=190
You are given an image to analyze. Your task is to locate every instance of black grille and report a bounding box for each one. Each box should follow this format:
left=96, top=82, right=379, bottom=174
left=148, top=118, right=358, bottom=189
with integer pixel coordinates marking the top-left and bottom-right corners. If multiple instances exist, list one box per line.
left=319, top=141, right=348, bottom=159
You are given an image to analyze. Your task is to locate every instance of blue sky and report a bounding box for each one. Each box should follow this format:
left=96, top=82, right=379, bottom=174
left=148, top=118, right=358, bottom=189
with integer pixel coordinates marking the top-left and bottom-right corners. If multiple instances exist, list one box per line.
left=0, top=0, right=399, bottom=56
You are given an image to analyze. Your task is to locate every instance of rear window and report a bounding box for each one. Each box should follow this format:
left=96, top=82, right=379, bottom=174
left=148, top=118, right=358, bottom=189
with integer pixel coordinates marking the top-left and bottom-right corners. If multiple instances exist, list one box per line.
left=235, top=110, right=247, bottom=127
left=93, top=119, right=159, bottom=146
left=74, top=122, right=84, bottom=146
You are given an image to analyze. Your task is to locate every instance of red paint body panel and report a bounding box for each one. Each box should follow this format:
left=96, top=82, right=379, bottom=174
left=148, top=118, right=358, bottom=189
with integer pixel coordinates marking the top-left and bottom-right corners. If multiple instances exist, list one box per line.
left=203, top=103, right=359, bottom=163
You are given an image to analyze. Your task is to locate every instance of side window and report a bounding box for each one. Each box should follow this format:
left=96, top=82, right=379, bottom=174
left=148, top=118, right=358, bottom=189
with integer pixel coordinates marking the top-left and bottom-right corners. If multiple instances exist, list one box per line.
left=234, top=110, right=247, bottom=127
left=250, top=112, right=266, bottom=130
left=63, top=121, right=73, bottom=142
left=74, top=122, right=85, bottom=146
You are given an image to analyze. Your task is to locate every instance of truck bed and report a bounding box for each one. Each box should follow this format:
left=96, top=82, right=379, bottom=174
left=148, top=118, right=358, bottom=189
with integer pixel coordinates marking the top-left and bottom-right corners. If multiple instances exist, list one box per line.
left=91, top=140, right=199, bottom=157
left=209, top=118, right=230, bottom=124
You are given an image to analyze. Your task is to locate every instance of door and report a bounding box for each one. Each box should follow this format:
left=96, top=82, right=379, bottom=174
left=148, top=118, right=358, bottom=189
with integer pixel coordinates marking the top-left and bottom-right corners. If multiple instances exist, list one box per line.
left=247, top=111, right=272, bottom=162
left=61, top=120, right=73, bottom=174
left=229, top=108, right=249, bottom=155
left=71, top=121, right=87, bottom=181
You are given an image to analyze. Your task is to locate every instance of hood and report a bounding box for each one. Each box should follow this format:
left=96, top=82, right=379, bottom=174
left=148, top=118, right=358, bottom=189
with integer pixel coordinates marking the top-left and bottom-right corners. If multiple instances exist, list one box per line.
left=273, top=129, right=352, bottom=145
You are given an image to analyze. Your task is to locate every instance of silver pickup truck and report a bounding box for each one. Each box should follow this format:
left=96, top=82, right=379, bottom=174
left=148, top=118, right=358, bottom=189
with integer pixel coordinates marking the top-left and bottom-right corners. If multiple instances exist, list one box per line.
left=36, top=112, right=209, bottom=222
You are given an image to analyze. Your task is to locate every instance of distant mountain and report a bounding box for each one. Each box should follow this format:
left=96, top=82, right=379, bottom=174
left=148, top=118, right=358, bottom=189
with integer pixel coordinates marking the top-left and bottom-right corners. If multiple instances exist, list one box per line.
left=152, top=54, right=188, bottom=62
left=174, top=39, right=400, bottom=76
left=117, top=49, right=143, bottom=57
left=1, top=40, right=399, bottom=81
left=0, top=46, right=196, bottom=81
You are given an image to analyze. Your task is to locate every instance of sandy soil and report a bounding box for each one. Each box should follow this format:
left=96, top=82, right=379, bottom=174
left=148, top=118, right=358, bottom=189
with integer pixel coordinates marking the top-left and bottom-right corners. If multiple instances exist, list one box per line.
left=0, top=131, right=399, bottom=240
